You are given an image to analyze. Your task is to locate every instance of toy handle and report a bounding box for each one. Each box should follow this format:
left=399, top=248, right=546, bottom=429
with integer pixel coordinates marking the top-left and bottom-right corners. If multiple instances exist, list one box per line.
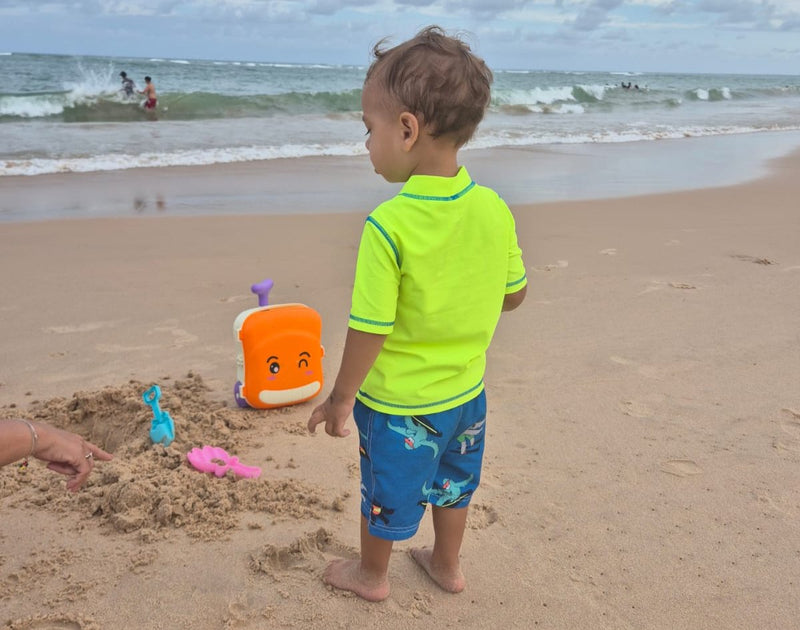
left=143, top=385, right=161, bottom=410
left=251, top=279, right=274, bottom=307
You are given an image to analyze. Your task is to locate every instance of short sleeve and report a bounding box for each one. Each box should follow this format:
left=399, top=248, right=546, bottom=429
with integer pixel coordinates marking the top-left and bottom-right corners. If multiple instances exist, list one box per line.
left=348, top=216, right=401, bottom=335
left=505, top=209, right=527, bottom=294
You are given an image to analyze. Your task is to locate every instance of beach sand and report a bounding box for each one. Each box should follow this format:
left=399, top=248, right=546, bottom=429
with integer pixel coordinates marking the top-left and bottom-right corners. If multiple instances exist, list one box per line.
left=1, top=142, right=799, bottom=629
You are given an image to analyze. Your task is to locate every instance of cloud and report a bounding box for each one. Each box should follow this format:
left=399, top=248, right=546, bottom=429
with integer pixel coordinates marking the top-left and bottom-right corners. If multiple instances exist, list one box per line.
left=779, top=16, right=800, bottom=29
left=695, top=0, right=773, bottom=23
left=308, top=0, right=376, bottom=15
left=679, top=0, right=800, bottom=30
left=570, top=0, right=624, bottom=31
left=2, top=0, right=800, bottom=72
left=395, top=0, right=439, bottom=7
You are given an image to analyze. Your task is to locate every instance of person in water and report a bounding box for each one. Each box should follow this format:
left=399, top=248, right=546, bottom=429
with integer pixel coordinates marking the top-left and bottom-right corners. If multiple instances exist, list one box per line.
left=140, top=76, right=157, bottom=110
left=119, top=71, right=135, bottom=97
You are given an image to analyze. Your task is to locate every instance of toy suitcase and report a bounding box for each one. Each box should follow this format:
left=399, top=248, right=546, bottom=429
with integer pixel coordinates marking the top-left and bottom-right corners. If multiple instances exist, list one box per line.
left=233, top=279, right=324, bottom=409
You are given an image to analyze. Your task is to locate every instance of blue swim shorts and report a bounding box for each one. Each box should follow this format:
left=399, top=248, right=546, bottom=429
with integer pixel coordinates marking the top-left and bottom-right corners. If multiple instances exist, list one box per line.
left=353, top=390, right=487, bottom=541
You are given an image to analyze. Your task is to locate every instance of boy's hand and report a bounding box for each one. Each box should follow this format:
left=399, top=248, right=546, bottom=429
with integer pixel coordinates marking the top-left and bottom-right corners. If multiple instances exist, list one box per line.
left=307, top=393, right=355, bottom=438
left=307, top=329, right=385, bottom=438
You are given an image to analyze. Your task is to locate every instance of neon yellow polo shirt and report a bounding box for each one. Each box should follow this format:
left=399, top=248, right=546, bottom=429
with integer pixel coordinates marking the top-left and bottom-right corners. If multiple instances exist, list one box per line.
left=349, top=166, right=527, bottom=415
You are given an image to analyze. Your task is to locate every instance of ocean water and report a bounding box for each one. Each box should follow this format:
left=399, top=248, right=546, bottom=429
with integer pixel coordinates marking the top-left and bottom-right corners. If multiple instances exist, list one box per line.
left=2, top=51, right=800, bottom=177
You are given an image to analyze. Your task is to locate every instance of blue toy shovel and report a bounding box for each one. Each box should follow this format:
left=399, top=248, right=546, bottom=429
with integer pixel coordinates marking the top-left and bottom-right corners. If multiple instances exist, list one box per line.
left=143, top=384, right=175, bottom=446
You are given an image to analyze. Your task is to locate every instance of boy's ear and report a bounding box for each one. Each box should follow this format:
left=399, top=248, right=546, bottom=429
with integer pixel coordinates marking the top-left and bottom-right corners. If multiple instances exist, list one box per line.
left=398, top=112, right=419, bottom=151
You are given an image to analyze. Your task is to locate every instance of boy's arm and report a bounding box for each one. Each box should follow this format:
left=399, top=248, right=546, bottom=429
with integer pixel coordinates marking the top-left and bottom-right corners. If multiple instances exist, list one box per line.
left=307, top=328, right=386, bottom=438
left=503, top=285, right=527, bottom=311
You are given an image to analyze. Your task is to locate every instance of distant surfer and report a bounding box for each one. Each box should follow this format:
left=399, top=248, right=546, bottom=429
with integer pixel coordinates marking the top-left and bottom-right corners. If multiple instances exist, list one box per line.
left=140, top=76, right=157, bottom=110
left=119, top=71, right=135, bottom=98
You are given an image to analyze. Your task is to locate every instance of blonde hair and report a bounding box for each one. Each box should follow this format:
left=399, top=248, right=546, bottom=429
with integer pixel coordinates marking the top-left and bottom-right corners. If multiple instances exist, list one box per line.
left=365, top=25, right=493, bottom=147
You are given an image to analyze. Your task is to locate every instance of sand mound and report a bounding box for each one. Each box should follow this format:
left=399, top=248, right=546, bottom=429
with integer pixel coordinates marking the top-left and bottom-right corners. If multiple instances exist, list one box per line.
left=1, top=374, right=334, bottom=540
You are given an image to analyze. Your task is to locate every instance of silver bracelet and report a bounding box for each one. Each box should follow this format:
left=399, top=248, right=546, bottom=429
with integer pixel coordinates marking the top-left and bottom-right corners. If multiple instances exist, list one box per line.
left=16, top=418, right=39, bottom=458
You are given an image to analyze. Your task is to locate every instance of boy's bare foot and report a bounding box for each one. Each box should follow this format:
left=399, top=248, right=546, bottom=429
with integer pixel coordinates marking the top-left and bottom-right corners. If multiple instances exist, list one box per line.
left=409, top=547, right=466, bottom=593
left=323, top=558, right=390, bottom=602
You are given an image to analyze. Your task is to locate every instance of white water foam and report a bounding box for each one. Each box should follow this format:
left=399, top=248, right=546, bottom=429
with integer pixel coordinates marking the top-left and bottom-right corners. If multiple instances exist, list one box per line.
left=0, top=95, right=65, bottom=118
left=6, top=124, right=800, bottom=177
left=0, top=142, right=367, bottom=176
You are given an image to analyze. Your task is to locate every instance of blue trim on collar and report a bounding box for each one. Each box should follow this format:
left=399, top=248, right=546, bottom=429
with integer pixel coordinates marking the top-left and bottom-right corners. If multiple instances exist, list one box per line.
left=398, top=180, right=476, bottom=202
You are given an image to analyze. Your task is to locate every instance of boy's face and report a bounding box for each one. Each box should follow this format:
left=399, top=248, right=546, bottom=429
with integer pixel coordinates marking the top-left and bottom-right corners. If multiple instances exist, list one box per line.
left=361, top=81, right=413, bottom=183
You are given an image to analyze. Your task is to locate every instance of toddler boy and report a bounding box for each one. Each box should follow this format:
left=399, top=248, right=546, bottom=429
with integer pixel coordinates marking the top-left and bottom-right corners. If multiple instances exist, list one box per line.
left=308, top=25, right=527, bottom=601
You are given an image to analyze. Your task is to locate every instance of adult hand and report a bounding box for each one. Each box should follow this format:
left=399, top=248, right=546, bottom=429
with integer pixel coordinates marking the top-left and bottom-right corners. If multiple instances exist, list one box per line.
left=33, top=423, right=113, bottom=492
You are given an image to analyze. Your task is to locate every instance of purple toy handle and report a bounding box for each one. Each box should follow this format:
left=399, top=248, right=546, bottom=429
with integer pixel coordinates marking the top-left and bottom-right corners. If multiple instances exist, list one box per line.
left=251, top=279, right=274, bottom=307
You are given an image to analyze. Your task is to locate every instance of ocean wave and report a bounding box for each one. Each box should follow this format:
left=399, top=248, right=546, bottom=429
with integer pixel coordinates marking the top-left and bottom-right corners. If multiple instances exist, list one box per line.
left=492, top=84, right=608, bottom=108
left=688, top=87, right=732, bottom=101
left=468, top=124, right=800, bottom=151
left=0, top=142, right=366, bottom=176
left=5, top=124, right=799, bottom=177
left=0, top=88, right=364, bottom=121
left=3, top=70, right=797, bottom=123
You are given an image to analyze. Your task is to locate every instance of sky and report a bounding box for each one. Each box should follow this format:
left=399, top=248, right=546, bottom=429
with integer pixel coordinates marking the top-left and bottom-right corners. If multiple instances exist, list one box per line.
left=1, top=0, right=799, bottom=74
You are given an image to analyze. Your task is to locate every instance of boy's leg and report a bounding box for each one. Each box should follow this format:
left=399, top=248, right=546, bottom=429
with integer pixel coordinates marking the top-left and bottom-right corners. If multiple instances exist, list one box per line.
left=324, top=515, right=393, bottom=602
left=410, top=505, right=468, bottom=593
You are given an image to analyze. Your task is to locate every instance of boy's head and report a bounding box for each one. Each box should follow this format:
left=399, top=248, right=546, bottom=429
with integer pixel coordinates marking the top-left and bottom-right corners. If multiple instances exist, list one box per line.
left=144, top=76, right=151, bottom=83
left=364, top=25, right=492, bottom=148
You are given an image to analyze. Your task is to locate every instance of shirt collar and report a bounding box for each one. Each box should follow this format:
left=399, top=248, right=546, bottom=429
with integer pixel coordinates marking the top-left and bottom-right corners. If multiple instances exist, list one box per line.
left=397, top=167, right=475, bottom=202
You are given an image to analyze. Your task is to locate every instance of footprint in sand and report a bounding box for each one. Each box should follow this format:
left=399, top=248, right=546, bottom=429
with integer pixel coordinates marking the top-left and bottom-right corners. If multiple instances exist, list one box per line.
left=249, top=528, right=353, bottom=579
left=224, top=592, right=276, bottom=627
left=4, top=616, right=92, bottom=630
left=639, top=280, right=698, bottom=294
left=466, top=503, right=499, bottom=530
left=619, top=399, right=653, bottom=419
left=730, top=254, right=776, bottom=265
left=756, top=491, right=796, bottom=518
left=774, top=408, right=800, bottom=455
left=532, top=260, right=568, bottom=272
left=660, top=460, right=703, bottom=477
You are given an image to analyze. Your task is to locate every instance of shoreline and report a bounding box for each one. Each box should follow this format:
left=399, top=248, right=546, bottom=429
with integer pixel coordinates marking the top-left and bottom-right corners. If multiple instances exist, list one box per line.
left=3, top=129, right=800, bottom=223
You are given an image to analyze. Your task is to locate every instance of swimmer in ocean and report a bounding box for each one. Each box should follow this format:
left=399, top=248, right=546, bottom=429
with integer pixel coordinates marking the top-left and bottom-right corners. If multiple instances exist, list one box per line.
left=140, top=76, right=157, bottom=110
left=119, top=71, right=135, bottom=98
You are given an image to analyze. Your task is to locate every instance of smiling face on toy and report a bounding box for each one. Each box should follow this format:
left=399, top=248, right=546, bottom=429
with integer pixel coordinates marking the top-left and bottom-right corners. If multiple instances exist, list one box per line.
left=238, top=304, right=324, bottom=409
left=257, top=344, right=322, bottom=406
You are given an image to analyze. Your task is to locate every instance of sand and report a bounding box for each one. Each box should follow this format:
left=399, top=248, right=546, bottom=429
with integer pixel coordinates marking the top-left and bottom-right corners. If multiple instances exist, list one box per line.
left=1, top=142, right=799, bottom=629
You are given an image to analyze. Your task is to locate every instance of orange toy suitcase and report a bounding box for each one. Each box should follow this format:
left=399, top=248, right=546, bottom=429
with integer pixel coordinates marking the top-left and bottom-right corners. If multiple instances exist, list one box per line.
left=233, top=279, right=324, bottom=409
